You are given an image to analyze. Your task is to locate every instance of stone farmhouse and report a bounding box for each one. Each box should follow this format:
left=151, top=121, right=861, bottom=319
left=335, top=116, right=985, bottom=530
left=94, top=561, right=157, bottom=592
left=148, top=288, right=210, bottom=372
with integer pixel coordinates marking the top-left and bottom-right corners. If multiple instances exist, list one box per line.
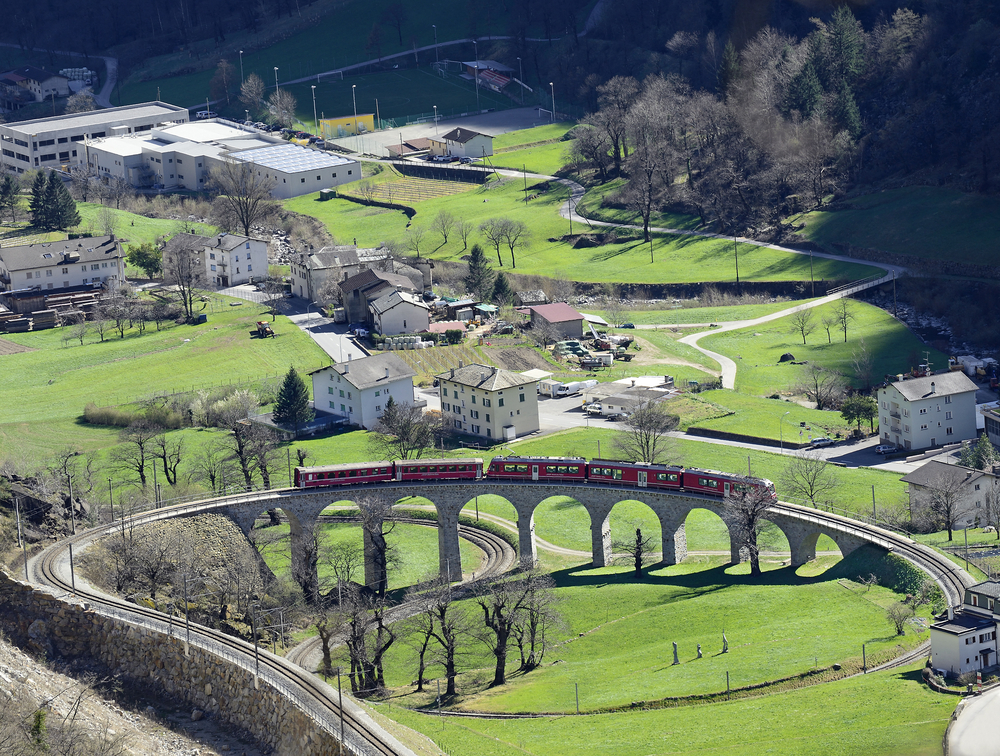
left=288, top=244, right=391, bottom=302
left=339, top=269, right=418, bottom=326
left=900, top=460, right=999, bottom=532
left=877, top=372, right=978, bottom=451
left=369, top=290, right=430, bottom=336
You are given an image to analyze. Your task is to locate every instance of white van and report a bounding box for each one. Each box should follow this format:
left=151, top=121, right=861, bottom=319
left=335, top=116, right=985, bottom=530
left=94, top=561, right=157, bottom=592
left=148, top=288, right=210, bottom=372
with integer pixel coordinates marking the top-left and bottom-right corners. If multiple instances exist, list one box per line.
left=195, top=110, right=218, bottom=120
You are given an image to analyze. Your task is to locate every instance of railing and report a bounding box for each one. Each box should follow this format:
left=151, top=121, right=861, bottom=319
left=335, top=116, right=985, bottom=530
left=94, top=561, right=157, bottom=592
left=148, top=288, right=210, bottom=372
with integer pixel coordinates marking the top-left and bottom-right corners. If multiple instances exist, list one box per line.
left=826, top=271, right=892, bottom=297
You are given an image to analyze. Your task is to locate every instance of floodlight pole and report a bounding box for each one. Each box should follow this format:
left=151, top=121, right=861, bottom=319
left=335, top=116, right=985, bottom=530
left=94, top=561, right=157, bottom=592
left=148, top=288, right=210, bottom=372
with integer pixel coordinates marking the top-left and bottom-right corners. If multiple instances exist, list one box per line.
left=239, top=50, right=244, bottom=85
left=311, top=85, right=318, bottom=133
left=517, top=57, right=523, bottom=103
left=274, top=67, right=279, bottom=93
left=780, top=411, right=790, bottom=452
left=352, top=84, right=359, bottom=152
left=549, top=82, right=555, bottom=123
left=433, top=25, right=438, bottom=64
left=434, top=105, right=438, bottom=136
left=473, top=40, right=481, bottom=113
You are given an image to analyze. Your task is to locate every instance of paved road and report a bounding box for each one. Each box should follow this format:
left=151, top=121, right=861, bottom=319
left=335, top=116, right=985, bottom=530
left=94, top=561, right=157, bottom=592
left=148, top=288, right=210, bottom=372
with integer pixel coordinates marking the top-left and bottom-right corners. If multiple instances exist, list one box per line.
left=949, top=688, right=1000, bottom=756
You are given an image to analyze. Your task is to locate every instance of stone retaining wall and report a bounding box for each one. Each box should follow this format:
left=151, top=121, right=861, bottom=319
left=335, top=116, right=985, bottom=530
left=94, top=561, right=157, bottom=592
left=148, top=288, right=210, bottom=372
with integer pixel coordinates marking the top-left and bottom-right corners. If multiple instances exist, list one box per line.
left=0, top=569, right=343, bottom=756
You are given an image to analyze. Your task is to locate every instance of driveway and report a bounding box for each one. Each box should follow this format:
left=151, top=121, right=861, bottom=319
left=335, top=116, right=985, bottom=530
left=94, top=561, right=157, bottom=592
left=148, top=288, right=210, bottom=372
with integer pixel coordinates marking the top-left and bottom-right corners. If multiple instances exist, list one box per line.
left=950, top=687, right=1000, bottom=756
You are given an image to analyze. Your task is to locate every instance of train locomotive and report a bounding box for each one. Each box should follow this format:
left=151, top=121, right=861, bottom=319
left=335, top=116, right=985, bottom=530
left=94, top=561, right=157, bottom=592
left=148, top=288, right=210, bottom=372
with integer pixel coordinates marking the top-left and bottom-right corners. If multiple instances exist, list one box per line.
left=294, top=455, right=775, bottom=501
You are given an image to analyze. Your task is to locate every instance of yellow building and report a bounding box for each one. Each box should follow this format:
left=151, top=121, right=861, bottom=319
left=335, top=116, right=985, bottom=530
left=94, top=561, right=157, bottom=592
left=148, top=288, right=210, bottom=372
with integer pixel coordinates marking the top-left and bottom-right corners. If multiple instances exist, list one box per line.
left=320, top=114, right=376, bottom=138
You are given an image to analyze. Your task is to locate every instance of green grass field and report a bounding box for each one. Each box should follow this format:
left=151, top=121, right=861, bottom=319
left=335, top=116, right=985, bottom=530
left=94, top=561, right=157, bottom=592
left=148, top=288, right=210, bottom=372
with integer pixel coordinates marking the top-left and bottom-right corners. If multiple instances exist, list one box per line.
left=0, top=296, right=328, bottom=459
left=256, top=519, right=486, bottom=589
left=119, top=0, right=596, bottom=107
left=493, top=123, right=576, bottom=150
left=576, top=178, right=702, bottom=231
left=74, top=203, right=217, bottom=247
left=795, top=185, right=1000, bottom=265
left=601, top=300, right=811, bottom=325
left=380, top=659, right=951, bottom=756
left=700, top=300, right=949, bottom=395
left=490, top=142, right=574, bottom=177
left=287, top=179, right=885, bottom=284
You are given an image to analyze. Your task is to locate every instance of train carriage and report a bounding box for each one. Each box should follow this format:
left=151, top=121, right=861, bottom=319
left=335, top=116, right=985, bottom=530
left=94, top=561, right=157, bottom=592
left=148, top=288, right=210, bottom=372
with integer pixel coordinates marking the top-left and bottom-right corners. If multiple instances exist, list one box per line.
left=486, top=456, right=587, bottom=482
left=681, top=468, right=776, bottom=500
left=394, top=457, right=483, bottom=481
left=586, top=459, right=684, bottom=490
left=294, top=462, right=393, bottom=488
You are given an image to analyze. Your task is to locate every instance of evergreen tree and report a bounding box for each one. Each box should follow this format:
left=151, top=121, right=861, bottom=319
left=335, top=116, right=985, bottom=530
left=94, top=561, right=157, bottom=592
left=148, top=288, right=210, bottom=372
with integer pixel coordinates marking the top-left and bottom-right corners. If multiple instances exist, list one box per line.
left=822, top=5, right=866, bottom=88
left=832, top=81, right=863, bottom=139
left=45, top=171, right=80, bottom=231
left=0, top=174, right=19, bottom=223
left=464, top=243, right=495, bottom=301
left=272, top=366, right=314, bottom=433
left=959, top=432, right=999, bottom=471
left=785, top=61, right=823, bottom=119
left=29, top=171, right=48, bottom=229
left=718, top=41, right=740, bottom=96
left=491, top=272, right=514, bottom=306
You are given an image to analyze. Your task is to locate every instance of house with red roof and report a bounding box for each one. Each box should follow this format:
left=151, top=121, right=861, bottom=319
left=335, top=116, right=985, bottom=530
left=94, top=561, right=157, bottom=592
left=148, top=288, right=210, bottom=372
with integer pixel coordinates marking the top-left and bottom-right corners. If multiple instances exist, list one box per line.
left=519, top=302, right=585, bottom=340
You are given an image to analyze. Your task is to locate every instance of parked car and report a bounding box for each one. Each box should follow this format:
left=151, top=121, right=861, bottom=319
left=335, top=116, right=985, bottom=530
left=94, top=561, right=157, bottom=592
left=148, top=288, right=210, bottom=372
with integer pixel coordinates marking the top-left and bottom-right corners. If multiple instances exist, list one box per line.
left=606, top=412, right=628, bottom=421
left=620, top=322, right=635, bottom=329
left=459, top=156, right=474, bottom=164
left=810, top=437, right=836, bottom=448
left=875, top=444, right=897, bottom=455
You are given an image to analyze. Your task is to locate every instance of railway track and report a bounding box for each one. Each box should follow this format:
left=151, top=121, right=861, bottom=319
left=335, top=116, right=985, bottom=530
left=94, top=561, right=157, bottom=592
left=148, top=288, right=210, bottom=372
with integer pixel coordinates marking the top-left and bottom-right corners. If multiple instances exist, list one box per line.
left=28, top=500, right=416, bottom=756
left=22, top=485, right=973, bottom=742
left=285, top=515, right=517, bottom=670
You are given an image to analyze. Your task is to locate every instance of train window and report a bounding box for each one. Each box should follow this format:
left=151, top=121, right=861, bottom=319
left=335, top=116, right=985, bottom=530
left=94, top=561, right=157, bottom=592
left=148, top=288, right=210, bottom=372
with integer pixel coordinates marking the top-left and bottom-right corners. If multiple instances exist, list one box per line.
left=613, top=469, right=622, bottom=479
left=698, top=478, right=719, bottom=488
left=557, top=466, right=567, bottom=473
left=504, top=465, right=515, bottom=472
left=656, top=473, right=679, bottom=481
left=569, top=466, right=579, bottom=473
left=516, top=465, right=528, bottom=473
left=448, top=465, right=456, bottom=472
left=420, top=466, right=429, bottom=472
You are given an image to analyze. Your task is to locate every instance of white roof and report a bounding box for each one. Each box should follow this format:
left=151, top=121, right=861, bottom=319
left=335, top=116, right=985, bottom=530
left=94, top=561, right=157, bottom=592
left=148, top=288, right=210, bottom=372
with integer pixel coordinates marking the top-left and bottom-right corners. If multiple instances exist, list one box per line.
left=227, top=143, right=354, bottom=174
left=157, top=121, right=247, bottom=143
left=0, top=102, right=187, bottom=136
left=521, top=369, right=553, bottom=381
left=88, top=136, right=147, bottom=157
left=580, top=313, right=609, bottom=326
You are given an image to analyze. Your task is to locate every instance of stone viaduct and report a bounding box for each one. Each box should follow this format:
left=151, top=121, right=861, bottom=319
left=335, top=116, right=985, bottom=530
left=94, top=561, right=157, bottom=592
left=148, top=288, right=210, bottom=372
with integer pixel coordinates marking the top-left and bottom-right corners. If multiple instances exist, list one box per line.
left=202, top=482, right=873, bottom=588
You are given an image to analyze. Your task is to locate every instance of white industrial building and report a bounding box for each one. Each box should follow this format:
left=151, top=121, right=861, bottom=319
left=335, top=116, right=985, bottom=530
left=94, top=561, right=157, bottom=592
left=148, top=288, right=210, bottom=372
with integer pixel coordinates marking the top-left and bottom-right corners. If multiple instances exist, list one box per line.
left=0, top=102, right=189, bottom=173
left=84, top=119, right=359, bottom=198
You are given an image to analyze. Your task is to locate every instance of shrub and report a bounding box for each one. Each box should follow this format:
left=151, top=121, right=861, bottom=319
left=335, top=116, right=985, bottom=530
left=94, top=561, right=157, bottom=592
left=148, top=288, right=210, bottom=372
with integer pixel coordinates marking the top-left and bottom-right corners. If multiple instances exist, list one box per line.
left=445, top=329, right=465, bottom=344
left=83, top=403, right=140, bottom=427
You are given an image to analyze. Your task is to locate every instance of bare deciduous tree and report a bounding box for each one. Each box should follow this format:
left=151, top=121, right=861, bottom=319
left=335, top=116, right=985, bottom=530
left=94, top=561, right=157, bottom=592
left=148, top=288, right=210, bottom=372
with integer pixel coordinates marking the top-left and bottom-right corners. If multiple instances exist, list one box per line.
left=113, top=420, right=161, bottom=488
left=356, top=494, right=399, bottom=598
left=479, top=218, right=507, bottom=267
left=432, top=210, right=455, bottom=245
left=612, top=526, right=659, bottom=577
left=240, top=73, right=266, bottom=117
left=789, top=308, right=816, bottom=345
left=499, top=219, right=530, bottom=268
left=799, top=364, right=844, bottom=410
left=782, top=451, right=839, bottom=507
left=886, top=601, right=914, bottom=635
left=459, top=221, right=474, bottom=250
left=209, top=157, right=277, bottom=237
left=613, top=400, right=679, bottom=464
left=367, top=398, right=434, bottom=460
left=834, top=298, right=856, bottom=343
left=723, top=477, right=775, bottom=576
left=267, top=88, right=297, bottom=127
left=162, top=240, right=207, bottom=322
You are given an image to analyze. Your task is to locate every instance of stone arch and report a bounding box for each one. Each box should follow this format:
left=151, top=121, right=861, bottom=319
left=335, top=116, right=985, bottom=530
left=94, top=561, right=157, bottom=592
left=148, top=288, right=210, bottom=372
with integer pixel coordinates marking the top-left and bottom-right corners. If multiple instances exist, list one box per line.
left=676, top=504, right=734, bottom=564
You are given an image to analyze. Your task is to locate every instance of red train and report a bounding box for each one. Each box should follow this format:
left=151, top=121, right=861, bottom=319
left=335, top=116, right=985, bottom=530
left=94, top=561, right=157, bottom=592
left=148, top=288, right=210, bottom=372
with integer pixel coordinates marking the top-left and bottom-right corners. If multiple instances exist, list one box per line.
left=294, top=455, right=775, bottom=501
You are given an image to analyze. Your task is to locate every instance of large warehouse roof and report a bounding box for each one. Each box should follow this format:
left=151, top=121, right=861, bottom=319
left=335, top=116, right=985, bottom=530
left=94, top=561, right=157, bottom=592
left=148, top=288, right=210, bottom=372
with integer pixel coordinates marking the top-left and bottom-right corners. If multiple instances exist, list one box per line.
left=227, top=143, right=354, bottom=173
left=0, top=103, right=187, bottom=136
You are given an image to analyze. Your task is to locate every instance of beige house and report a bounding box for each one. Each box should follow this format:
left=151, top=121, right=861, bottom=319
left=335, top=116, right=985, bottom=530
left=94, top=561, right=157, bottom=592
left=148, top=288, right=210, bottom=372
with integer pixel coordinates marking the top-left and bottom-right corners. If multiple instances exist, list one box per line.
left=428, top=127, right=494, bottom=159
left=931, top=581, right=1000, bottom=676
left=877, top=372, right=978, bottom=451
left=436, top=362, right=539, bottom=441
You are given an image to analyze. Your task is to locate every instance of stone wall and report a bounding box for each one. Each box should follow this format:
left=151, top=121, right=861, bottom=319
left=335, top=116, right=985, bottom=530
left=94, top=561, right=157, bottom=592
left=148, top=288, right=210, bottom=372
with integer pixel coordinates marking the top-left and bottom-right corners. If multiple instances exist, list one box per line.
left=0, top=569, right=344, bottom=756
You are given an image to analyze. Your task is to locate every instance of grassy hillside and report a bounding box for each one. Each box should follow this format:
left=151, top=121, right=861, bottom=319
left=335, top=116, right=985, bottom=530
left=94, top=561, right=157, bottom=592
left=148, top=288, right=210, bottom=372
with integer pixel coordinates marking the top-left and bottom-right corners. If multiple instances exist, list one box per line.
left=795, top=186, right=1000, bottom=266
left=287, top=178, right=885, bottom=285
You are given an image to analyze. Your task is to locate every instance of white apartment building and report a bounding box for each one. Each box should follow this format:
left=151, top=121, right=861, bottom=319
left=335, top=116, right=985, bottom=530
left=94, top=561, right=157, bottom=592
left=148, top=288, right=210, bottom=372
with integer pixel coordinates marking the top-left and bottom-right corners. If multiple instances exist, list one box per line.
left=309, top=353, right=416, bottom=429
left=0, top=236, right=125, bottom=293
left=0, top=102, right=189, bottom=173
left=436, top=362, right=539, bottom=441
left=877, top=372, right=978, bottom=451
left=161, top=232, right=266, bottom=287
left=369, top=290, right=430, bottom=335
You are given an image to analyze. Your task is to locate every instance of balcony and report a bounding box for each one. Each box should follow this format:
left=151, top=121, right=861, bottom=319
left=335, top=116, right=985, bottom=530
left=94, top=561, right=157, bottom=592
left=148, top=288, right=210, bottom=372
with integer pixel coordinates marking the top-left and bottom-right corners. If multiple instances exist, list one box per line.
left=890, top=425, right=902, bottom=435
left=890, top=410, right=901, bottom=420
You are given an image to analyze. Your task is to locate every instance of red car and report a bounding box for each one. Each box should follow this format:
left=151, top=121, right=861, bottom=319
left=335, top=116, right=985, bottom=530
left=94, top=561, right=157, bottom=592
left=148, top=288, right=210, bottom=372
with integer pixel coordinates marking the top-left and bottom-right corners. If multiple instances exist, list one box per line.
left=587, top=460, right=684, bottom=490
left=294, top=462, right=393, bottom=488
left=394, top=458, right=483, bottom=481
left=486, top=456, right=587, bottom=482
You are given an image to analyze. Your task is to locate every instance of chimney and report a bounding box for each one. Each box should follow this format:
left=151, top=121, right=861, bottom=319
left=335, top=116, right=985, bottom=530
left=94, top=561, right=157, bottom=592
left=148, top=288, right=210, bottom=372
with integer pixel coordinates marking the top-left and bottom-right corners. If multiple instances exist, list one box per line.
left=344, top=362, right=349, bottom=374
left=450, top=367, right=455, bottom=378
left=480, top=371, right=485, bottom=382
left=931, top=381, right=936, bottom=394
left=948, top=605, right=954, bottom=620
left=459, top=360, right=464, bottom=368
left=385, top=367, right=390, bottom=379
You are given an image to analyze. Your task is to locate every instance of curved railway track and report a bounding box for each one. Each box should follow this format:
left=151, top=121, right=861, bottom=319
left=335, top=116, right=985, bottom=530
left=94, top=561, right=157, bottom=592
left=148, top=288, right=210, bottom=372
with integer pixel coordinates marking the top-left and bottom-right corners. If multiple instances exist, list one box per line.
left=23, top=485, right=973, bottom=742
left=29, top=497, right=422, bottom=756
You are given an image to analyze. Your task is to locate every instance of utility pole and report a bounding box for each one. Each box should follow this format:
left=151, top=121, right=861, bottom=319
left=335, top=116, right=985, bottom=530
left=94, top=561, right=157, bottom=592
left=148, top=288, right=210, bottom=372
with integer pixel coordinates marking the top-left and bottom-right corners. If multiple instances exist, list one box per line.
left=239, top=50, right=244, bottom=85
